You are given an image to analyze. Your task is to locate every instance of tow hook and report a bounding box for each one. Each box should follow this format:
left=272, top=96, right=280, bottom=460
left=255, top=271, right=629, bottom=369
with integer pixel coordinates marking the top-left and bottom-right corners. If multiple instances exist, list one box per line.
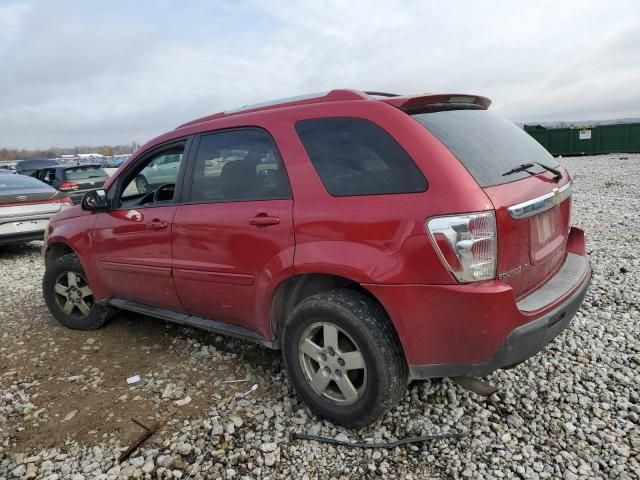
left=451, top=376, right=498, bottom=397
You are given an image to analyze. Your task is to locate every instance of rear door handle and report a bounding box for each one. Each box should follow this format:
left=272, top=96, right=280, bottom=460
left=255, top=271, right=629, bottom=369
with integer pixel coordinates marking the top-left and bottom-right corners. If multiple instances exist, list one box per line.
left=249, top=215, right=280, bottom=226
left=147, top=220, right=169, bottom=230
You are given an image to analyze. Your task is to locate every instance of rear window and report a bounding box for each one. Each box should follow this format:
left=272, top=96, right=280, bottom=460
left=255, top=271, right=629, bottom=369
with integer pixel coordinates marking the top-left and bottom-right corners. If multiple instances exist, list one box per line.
left=295, top=118, right=427, bottom=196
left=0, top=175, right=51, bottom=190
left=412, top=110, right=559, bottom=187
left=64, top=166, right=107, bottom=180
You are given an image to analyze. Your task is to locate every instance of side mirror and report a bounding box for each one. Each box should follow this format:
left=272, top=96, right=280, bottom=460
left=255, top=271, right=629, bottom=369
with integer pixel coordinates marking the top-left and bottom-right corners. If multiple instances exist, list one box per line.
left=81, top=189, right=109, bottom=211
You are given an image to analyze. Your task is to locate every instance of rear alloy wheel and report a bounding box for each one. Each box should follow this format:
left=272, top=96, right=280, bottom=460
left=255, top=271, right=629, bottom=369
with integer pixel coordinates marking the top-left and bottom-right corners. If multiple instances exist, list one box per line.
left=298, top=322, right=367, bottom=405
left=282, top=289, right=408, bottom=428
left=43, top=253, right=115, bottom=330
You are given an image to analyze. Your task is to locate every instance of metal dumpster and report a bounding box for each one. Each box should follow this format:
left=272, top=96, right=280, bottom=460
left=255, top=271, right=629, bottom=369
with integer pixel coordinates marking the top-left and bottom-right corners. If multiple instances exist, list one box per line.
left=525, top=122, right=640, bottom=156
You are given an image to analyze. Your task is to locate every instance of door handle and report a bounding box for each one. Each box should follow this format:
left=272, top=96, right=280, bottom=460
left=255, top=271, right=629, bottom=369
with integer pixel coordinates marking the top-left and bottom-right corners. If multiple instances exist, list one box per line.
left=249, top=215, right=280, bottom=226
left=147, top=220, right=169, bottom=230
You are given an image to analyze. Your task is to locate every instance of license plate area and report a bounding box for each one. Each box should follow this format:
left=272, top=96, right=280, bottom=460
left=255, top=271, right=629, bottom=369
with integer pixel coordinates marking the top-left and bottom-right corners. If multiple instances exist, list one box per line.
left=530, top=206, right=564, bottom=265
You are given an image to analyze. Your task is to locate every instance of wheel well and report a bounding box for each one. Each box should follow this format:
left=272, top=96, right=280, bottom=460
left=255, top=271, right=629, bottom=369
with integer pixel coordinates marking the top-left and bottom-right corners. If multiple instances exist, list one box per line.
left=44, top=242, right=74, bottom=267
left=270, top=273, right=394, bottom=342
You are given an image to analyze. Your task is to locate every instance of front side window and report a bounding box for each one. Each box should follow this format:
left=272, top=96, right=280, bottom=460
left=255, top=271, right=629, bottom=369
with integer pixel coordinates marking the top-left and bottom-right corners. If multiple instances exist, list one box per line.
left=119, top=145, right=185, bottom=205
left=190, top=129, right=291, bottom=203
left=295, top=117, right=427, bottom=196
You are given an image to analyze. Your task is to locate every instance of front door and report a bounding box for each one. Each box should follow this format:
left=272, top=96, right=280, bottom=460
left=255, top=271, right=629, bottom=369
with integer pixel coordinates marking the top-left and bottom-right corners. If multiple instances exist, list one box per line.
left=91, top=142, right=189, bottom=310
left=172, top=128, right=294, bottom=337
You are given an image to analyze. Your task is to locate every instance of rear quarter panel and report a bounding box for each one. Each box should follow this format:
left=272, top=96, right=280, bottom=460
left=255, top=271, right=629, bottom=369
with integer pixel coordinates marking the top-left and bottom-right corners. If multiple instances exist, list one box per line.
left=266, top=101, right=493, bottom=284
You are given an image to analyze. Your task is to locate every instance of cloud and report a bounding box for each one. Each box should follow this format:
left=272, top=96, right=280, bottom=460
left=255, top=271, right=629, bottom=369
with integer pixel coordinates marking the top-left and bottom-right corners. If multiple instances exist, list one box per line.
left=1, top=0, right=639, bottom=148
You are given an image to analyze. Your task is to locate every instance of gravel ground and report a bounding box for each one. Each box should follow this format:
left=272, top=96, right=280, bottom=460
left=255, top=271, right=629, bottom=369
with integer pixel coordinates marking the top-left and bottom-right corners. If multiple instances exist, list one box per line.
left=1, top=153, right=638, bottom=479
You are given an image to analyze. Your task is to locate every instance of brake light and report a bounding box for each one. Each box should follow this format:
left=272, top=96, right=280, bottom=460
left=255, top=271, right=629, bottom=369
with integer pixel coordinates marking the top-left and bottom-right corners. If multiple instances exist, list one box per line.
left=58, top=182, right=79, bottom=191
left=426, top=211, right=497, bottom=283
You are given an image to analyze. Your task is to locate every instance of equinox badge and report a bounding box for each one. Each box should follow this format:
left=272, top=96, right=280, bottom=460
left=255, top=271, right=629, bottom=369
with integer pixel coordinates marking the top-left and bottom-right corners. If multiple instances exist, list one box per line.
left=498, top=264, right=529, bottom=280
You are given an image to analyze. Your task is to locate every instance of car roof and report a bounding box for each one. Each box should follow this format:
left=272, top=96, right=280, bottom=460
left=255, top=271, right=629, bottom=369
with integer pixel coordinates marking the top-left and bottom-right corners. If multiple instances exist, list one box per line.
left=176, top=89, right=491, bottom=129
left=15, top=159, right=59, bottom=171
left=109, top=89, right=491, bottom=190
left=58, top=163, right=103, bottom=169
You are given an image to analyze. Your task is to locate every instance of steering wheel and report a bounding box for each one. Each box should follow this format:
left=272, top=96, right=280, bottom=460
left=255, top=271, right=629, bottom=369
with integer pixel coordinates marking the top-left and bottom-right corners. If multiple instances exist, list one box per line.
left=153, top=183, right=176, bottom=203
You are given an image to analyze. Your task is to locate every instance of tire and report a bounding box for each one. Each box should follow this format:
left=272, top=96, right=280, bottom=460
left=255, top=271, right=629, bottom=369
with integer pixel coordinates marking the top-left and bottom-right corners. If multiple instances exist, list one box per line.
left=135, top=175, right=150, bottom=194
left=282, top=289, right=408, bottom=428
left=43, top=253, right=115, bottom=330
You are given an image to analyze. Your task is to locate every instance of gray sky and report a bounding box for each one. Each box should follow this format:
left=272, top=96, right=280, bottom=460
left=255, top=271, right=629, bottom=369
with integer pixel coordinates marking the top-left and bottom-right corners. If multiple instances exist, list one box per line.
left=1, top=0, right=639, bottom=149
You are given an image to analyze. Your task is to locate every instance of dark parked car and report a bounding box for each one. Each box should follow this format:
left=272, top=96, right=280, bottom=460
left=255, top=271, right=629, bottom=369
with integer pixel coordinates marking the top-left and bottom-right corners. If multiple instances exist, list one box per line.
left=36, top=164, right=109, bottom=204
left=15, top=159, right=59, bottom=177
left=0, top=174, right=71, bottom=246
left=42, top=90, right=591, bottom=426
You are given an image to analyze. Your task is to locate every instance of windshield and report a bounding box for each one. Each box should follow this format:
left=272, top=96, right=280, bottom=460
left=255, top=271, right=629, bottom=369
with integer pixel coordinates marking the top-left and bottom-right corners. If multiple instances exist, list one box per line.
left=64, top=166, right=107, bottom=180
left=412, top=110, right=559, bottom=187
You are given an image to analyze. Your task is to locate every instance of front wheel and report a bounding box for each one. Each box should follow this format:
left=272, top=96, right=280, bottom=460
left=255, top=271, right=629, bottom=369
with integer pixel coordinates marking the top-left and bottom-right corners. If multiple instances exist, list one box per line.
left=282, top=289, right=408, bottom=428
left=43, top=253, right=115, bottom=330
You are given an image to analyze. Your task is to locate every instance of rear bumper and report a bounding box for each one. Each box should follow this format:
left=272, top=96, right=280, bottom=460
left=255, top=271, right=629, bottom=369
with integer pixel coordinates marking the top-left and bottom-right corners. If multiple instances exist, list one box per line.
left=408, top=261, right=591, bottom=379
left=0, top=216, right=50, bottom=245
left=363, top=227, right=591, bottom=379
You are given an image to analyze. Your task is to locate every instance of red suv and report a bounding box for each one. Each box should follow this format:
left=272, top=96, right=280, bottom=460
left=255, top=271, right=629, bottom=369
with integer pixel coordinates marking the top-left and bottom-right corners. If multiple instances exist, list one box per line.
left=42, top=90, right=591, bottom=427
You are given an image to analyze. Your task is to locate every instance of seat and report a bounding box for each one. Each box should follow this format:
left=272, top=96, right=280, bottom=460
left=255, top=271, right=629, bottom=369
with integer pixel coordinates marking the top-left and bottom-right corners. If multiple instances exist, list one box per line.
left=220, top=159, right=260, bottom=200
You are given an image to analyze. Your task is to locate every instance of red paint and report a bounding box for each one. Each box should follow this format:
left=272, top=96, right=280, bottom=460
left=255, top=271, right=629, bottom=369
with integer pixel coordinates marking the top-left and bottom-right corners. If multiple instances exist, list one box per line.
left=45, top=90, right=589, bottom=369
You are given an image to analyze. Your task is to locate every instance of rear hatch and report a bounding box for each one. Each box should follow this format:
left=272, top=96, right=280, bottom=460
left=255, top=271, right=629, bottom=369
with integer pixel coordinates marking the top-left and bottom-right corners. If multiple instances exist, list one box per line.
left=61, top=165, right=108, bottom=193
left=412, top=109, right=571, bottom=299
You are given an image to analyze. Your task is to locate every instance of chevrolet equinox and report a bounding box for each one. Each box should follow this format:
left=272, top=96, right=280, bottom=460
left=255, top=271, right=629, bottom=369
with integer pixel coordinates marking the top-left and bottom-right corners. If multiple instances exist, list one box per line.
left=42, top=90, right=591, bottom=427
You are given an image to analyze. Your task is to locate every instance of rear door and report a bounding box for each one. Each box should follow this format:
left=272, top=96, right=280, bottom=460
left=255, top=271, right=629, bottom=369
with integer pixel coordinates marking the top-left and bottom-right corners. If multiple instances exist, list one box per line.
left=412, top=110, right=571, bottom=298
left=172, top=128, right=294, bottom=337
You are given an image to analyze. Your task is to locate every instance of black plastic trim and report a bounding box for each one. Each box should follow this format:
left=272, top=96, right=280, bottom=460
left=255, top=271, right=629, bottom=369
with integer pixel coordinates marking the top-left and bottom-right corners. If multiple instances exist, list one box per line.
left=0, top=231, right=45, bottom=246
left=103, top=298, right=278, bottom=349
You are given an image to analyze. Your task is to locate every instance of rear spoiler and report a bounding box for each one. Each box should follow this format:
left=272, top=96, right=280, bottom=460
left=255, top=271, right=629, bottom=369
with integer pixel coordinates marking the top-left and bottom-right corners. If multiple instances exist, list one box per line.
left=379, top=93, right=491, bottom=113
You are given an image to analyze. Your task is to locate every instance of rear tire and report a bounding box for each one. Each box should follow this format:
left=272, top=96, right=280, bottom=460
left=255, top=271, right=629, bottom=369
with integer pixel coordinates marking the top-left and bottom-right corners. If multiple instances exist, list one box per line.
left=282, top=289, right=408, bottom=428
left=43, top=253, right=115, bottom=330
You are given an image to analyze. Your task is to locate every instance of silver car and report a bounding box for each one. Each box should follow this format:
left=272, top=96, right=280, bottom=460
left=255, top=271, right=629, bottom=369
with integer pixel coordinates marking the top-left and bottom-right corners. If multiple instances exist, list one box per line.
left=0, top=174, right=72, bottom=246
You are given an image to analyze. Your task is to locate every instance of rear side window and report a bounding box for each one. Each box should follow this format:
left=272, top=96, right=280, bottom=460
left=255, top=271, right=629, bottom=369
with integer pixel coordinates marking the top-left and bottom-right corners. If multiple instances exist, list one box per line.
left=190, top=129, right=291, bottom=203
left=412, top=110, right=560, bottom=187
left=295, top=118, right=427, bottom=196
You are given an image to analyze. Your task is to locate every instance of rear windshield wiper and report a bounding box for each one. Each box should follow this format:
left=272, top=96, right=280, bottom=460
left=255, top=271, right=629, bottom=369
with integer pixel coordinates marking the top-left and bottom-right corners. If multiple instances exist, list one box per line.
left=502, top=162, right=562, bottom=182
left=502, top=163, right=535, bottom=177
left=534, top=162, right=562, bottom=182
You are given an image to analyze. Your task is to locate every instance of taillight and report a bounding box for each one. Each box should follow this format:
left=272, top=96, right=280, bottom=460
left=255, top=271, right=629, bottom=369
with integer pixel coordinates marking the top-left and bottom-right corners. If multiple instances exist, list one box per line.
left=426, top=211, right=497, bottom=283
left=58, top=182, right=79, bottom=191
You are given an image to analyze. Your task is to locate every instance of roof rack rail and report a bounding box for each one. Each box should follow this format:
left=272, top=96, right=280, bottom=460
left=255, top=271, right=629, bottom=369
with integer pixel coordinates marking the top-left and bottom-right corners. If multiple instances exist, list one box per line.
left=176, top=89, right=369, bottom=129
left=364, top=91, right=400, bottom=97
